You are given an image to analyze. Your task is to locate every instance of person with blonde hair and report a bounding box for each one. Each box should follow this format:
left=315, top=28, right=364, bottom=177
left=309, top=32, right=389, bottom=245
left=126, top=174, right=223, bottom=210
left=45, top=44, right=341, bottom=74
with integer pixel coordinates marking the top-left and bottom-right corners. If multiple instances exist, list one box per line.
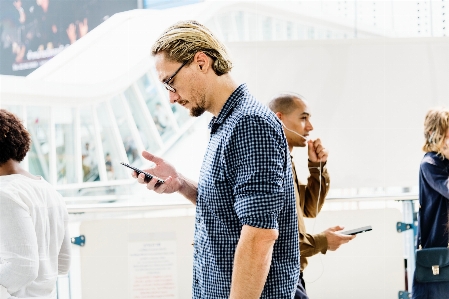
left=133, top=21, right=300, bottom=298
left=412, top=107, right=449, bottom=299
left=0, top=109, right=71, bottom=299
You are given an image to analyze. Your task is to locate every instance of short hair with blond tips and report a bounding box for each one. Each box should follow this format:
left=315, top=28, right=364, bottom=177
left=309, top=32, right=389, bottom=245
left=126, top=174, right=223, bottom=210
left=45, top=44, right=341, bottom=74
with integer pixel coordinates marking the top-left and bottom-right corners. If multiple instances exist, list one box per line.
left=151, top=20, right=233, bottom=76
left=423, top=107, right=449, bottom=156
left=268, top=93, right=306, bottom=115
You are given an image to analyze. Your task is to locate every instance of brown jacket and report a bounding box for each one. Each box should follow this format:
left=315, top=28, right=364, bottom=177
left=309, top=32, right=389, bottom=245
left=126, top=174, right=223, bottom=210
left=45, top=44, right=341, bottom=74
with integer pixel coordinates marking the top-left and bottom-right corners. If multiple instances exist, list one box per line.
left=291, top=158, right=330, bottom=271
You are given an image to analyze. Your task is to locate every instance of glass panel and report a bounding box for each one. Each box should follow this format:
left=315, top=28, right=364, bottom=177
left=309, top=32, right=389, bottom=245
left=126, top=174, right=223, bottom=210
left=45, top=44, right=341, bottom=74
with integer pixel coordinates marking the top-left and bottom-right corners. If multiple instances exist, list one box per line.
left=247, top=12, right=259, bottom=41
left=286, top=21, right=293, bottom=40
left=334, top=31, right=344, bottom=39
left=316, top=28, right=325, bottom=39
left=96, top=104, right=127, bottom=180
left=80, top=107, right=100, bottom=182
left=27, top=106, right=50, bottom=181
left=235, top=11, right=245, bottom=41
left=218, top=14, right=234, bottom=41
left=124, top=87, right=160, bottom=153
left=275, top=19, right=285, bottom=40
left=110, top=96, right=142, bottom=166
left=262, top=17, right=272, bottom=40
left=136, top=74, right=175, bottom=142
left=297, top=24, right=306, bottom=39
left=308, top=27, right=315, bottom=39
left=54, top=107, right=76, bottom=184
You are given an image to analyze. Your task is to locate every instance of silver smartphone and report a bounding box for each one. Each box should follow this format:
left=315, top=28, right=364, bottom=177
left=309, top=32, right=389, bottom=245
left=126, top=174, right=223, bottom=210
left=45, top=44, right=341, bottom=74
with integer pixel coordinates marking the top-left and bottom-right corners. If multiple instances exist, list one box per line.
left=340, top=225, right=372, bottom=235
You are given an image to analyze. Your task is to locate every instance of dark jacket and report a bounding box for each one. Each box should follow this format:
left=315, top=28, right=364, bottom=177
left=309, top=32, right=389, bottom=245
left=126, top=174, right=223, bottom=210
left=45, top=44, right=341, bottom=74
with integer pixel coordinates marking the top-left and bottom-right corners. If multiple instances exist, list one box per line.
left=418, top=152, right=449, bottom=249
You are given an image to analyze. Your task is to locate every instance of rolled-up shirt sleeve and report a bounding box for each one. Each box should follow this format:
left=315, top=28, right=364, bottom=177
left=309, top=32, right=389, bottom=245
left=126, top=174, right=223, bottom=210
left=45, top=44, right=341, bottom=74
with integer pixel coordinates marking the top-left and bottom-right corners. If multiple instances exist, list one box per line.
left=0, top=195, right=39, bottom=295
left=227, top=115, right=287, bottom=229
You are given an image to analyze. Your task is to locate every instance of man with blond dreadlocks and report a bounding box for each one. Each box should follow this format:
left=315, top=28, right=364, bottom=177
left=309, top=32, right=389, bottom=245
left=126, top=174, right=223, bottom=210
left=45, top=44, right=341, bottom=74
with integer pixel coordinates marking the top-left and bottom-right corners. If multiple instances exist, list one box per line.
left=132, top=21, right=301, bottom=298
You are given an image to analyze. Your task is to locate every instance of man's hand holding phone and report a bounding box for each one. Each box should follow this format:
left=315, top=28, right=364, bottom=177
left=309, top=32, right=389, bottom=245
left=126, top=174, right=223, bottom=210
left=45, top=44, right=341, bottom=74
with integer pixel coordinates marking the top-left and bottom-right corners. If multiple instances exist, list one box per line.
left=130, top=151, right=183, bottom=194
left=323, top=225, right=356, bottom=251
left=123, top=151, right=198, bottom=205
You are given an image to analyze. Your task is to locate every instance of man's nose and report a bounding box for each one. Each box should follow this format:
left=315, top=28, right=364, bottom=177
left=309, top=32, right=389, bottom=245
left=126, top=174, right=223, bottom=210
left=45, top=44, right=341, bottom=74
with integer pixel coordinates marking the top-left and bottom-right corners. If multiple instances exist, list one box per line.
left=168, top=91, right=180, bottom=104
left=306, top=121, right=314, bottom=131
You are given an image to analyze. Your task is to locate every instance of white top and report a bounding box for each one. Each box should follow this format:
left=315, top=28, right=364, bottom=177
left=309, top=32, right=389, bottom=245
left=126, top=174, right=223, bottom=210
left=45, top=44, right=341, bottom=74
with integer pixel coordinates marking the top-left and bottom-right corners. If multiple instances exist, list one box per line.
left=0, top=175, right=71, bottom=299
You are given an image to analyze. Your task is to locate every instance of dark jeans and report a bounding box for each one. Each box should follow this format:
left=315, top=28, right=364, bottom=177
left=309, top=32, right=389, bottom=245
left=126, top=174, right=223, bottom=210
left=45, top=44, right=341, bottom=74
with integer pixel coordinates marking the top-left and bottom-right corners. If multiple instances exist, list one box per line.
left=412, top=275, right=449, bottom=299
left=294, top=272, right=309, bottom=299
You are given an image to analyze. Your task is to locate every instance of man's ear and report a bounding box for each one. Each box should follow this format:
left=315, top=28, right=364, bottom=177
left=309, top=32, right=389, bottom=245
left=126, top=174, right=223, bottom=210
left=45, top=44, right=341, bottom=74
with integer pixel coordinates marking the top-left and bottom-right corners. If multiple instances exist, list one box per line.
left=194, top=52, right=210, bottom=73
left=275, top=112, right=283, bottom=120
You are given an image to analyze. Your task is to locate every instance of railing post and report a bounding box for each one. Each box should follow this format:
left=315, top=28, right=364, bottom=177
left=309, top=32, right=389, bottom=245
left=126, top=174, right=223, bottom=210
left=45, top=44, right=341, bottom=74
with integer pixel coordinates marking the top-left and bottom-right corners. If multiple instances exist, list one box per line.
left=401, top=200, right=416, bottom=293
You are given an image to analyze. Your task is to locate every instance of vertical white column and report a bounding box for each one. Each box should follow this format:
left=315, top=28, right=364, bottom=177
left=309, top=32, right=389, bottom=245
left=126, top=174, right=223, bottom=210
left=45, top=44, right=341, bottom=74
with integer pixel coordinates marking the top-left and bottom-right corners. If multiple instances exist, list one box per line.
left=131, top=84, right=164, bottom=148
left=105, top=102, right=129, bottom=165
left=49, top=106, right=57, bottom=185
left=74, top=107, right=83, bottom=184
left=402, top=200, right=416, bottom=292
left=120, top=93, right=145, bottom=156
left=92, top=105, right=107, bottom=181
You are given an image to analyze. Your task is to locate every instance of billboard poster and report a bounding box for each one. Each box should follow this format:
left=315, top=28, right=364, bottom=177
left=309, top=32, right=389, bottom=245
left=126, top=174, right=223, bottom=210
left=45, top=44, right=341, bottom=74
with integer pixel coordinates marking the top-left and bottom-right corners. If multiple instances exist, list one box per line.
left=0, top=0, right=137, bottom=76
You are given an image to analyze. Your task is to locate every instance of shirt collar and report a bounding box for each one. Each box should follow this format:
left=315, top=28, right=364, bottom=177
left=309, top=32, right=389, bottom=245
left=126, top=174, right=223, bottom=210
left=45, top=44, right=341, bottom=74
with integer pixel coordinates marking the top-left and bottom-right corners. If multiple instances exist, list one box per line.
left=208, top=83, right=248, bottom=133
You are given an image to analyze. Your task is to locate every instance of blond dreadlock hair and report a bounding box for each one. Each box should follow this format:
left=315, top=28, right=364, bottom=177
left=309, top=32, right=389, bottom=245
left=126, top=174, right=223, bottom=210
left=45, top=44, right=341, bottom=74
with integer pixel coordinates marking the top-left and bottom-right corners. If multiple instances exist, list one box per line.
left=151, top=20, right=233, bottom=76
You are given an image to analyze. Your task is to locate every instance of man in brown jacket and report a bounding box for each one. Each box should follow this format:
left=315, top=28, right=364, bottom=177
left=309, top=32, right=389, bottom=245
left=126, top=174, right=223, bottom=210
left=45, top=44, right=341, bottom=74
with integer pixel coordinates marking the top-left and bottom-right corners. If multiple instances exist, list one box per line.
left=269, top=93, right=355, bottom=299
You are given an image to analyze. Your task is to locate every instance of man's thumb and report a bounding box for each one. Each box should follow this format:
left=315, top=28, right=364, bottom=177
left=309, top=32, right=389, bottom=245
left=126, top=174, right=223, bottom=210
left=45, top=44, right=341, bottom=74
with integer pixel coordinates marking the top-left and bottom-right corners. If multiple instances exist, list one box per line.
left=331, top=225, right=344, bottom=232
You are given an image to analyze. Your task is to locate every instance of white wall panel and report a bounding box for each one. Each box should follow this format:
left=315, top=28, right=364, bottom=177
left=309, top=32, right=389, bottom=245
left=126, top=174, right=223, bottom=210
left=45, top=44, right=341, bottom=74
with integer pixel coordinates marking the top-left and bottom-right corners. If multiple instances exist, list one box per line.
left=228, top=38, right=449, bottom=190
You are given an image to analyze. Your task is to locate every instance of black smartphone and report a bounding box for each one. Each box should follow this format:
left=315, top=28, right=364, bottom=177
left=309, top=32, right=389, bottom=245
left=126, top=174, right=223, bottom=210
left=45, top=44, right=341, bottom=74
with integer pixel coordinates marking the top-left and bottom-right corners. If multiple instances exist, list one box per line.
left=340, top=225, right=372, bottom=235
left=120, top=162, right=165, bottom=184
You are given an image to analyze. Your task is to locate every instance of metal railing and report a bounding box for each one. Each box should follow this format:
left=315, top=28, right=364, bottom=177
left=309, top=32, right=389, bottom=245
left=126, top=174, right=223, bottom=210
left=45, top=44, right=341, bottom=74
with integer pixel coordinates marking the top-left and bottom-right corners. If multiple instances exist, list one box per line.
left=59, top=194, right=419, bottom=299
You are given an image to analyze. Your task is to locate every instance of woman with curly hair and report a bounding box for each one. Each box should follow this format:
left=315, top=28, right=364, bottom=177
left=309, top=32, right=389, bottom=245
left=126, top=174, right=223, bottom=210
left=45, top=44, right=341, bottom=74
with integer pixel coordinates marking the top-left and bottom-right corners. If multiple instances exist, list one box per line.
left=412, top=107, right=449, bottom=299
left=0, top=109, right=71, bottom=299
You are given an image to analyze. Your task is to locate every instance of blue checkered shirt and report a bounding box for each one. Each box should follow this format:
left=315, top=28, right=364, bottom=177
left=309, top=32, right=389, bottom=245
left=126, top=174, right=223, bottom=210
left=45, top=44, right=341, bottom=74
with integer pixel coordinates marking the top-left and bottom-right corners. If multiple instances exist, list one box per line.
left=193, top=84, right=299, bottom=298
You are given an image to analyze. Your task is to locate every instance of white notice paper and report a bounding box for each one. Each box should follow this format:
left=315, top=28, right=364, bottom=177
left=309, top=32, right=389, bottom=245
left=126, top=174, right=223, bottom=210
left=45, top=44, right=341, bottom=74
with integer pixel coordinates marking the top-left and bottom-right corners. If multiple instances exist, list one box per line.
left=128, top=238, right=178, bottom=299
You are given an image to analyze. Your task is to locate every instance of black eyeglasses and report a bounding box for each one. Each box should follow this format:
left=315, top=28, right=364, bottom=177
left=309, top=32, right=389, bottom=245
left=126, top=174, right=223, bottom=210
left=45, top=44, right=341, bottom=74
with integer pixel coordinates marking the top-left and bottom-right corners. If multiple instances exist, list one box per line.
left=163, top=61, right=188, bottom=93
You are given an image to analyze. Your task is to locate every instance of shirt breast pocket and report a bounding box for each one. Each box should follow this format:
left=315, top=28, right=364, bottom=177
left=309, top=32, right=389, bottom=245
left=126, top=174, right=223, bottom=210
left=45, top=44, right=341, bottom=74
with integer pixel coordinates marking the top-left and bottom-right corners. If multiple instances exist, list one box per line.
left=207, top=166, right=238, bottom=223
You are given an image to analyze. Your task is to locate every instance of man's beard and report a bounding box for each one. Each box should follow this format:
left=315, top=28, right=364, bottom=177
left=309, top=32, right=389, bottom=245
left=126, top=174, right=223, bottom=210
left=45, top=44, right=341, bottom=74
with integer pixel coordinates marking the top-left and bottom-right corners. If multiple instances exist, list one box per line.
left=189, top=96, right=206, bottom=117
left=190, top=105, right=206, bottom=117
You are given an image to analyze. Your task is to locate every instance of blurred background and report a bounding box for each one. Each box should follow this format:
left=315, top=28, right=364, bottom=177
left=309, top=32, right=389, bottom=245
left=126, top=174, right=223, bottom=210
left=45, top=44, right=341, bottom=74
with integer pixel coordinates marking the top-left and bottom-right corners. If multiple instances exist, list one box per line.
left=1, top=1, right=448, bottom=298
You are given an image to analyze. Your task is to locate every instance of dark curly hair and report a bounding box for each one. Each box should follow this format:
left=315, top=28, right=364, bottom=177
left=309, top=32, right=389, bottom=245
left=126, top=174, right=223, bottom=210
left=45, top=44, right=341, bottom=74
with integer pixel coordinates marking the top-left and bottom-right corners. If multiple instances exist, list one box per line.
left=0, top=109, right=31, bottom=166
